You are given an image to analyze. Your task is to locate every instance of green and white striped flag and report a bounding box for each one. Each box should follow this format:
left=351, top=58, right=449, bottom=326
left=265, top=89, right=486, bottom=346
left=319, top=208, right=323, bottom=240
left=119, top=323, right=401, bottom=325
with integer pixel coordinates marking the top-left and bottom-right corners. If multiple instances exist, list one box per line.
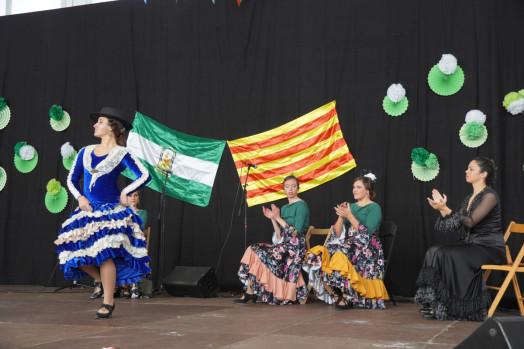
left=124, top=111, right=226, bottom=207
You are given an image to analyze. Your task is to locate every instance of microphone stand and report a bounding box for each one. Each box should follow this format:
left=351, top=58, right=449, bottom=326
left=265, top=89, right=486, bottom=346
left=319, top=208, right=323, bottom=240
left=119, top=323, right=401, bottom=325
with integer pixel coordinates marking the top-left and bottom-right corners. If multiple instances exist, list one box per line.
left=154, top=147, right=176, bottom=292
left=156, top=172, right=168, bottom=291
left=237, top=164, right=253, bottom=250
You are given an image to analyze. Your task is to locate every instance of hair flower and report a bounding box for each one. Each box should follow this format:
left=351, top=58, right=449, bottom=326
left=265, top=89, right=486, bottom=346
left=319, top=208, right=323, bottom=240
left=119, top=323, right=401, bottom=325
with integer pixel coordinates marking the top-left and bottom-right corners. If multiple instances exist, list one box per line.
left=364, top=173, right=377, bottom=182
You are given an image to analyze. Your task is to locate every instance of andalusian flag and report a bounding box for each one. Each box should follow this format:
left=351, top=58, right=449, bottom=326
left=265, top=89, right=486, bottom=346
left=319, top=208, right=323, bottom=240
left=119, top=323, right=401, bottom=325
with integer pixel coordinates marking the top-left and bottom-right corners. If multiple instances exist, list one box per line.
left=124, top=112, right=226, bottom=207
left=228, top=101, right=356, bottom=206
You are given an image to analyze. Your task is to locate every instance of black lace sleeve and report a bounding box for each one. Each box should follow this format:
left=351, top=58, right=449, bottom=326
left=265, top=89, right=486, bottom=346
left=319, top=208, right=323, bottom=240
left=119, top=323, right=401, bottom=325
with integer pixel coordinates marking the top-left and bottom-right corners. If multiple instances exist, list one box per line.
left=435, top=210, right=462, bottom=232
left=459, top=192, right=497, bottom=228
left=434, top=190, right=497, bottom=232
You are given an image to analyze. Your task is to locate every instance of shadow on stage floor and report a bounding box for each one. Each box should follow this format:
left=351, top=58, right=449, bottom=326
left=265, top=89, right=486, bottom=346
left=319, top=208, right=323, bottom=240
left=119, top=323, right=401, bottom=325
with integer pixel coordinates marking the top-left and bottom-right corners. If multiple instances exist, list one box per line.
left=0, top=285, right=520, bottom=349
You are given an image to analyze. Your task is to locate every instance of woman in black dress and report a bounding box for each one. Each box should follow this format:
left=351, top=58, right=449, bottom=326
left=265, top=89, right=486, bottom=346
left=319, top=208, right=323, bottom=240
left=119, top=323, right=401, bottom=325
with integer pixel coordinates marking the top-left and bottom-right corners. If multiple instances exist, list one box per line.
left=414, top=156, right=506, bottom=321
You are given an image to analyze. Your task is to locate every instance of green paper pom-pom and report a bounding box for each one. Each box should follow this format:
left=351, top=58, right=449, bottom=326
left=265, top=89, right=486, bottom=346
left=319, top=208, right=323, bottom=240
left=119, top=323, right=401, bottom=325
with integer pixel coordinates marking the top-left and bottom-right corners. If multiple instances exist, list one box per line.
left=502, top=92, right=523, bottom=108
left=14, top=141, right=27, bottom=157
left=0, top=97, right=6, bottom=110
left=411, top=148, right=429, bottom=166
left=465, top=122, right=484, bottom=139
left=46, top=179, right=62, bottom=195
left=518, top=89, right=524, bottom=97
left=49, top=104, right=64, bottom=121
left=425, top=153, right=438, bottom=169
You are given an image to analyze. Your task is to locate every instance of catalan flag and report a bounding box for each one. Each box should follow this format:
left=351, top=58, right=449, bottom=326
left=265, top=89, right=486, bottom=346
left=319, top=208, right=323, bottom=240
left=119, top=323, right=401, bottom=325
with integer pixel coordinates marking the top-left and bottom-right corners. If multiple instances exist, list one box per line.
left=228, top=101, right=356, bottom=206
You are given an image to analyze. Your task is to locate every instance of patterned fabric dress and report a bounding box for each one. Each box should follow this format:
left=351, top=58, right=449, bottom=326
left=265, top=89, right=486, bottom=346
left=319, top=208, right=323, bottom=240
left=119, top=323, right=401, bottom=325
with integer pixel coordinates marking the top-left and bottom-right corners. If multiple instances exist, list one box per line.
left=55, top=145, right=152, bottom=285
left=303, top=202, right=389, bottom=309
left=414, top=187, right=506, bottom=321
left=237, top=200, right=309, bottom=305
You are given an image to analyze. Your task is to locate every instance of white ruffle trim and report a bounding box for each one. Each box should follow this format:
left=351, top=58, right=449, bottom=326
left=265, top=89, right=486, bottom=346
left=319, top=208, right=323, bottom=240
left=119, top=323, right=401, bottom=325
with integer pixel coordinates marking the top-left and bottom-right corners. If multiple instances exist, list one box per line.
left=272, top=232, right=283, bottom=244
left=329, top=226, right=346, bottom=245
left=58, top=233, right=149, bottom=264
left=61, top=204, right=129, bottom=227
left=303, top=264, right=335, bottom=305
left=55, top=218, right=143, bottom=245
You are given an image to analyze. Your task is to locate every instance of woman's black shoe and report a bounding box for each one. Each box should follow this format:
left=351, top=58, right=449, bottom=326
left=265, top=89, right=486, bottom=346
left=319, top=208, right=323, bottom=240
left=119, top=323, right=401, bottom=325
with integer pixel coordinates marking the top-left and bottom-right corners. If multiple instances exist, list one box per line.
left=89, top=281, right=104, bottom=300
left=94, top=303, right=115, bottom=319
left=419, top=305, right=431, bottom=314
left=335, top=297, right=354, bottom=310
left=234, top=293, right=257, bottom=304
left=423, top=312, right=436, bottom=320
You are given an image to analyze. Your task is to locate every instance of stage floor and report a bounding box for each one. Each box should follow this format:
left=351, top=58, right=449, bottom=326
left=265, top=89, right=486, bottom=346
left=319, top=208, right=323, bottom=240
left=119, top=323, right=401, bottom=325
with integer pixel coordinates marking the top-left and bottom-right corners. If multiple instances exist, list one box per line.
left=0, top=286, right=517, bottom=349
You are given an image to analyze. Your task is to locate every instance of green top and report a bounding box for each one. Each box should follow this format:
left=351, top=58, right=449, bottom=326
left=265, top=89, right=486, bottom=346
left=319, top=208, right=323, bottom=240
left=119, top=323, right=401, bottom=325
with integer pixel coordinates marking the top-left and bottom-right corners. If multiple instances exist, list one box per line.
left=344, top=202, right=382, bottom=234
left=281, top=200, right=309, bottom=234
left=137, top=209, right=148, bottom=231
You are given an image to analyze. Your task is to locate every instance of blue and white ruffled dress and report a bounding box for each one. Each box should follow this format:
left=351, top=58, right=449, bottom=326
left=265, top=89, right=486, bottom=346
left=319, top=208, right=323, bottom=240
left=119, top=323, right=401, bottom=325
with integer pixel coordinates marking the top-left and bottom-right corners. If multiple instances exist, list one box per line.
left=55, top=145, right=152, bottom=285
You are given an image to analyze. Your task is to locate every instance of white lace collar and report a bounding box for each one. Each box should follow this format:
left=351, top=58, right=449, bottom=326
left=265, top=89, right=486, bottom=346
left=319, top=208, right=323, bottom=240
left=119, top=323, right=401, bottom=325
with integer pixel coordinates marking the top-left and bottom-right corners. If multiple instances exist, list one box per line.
left=83, top=145, right=128, bottom=190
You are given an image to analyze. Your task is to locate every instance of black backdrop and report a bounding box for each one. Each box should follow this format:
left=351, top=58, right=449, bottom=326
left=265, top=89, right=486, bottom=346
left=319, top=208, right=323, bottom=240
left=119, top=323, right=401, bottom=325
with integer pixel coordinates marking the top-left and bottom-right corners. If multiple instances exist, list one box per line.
left=0, top=0, right=523, bottom=297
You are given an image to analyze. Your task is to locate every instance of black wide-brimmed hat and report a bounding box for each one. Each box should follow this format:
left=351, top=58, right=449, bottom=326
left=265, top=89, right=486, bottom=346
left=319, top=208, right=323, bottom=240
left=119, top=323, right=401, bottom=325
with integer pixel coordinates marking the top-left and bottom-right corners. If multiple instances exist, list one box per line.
left=89, top=107, right=133, bottom=131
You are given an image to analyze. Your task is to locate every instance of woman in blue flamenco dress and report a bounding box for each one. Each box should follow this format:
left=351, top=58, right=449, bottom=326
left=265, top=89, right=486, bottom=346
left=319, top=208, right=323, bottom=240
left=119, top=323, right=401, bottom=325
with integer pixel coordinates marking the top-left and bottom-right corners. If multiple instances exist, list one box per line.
left=54, top=107, right=151, bottom=319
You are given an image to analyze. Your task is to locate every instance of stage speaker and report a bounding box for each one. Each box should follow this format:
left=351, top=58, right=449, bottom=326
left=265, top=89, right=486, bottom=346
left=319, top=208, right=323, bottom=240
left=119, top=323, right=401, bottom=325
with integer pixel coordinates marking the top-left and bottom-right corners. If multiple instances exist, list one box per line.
left=455, top=317, right=524, bottom=349
left=163, top=266, right=218, bottom=298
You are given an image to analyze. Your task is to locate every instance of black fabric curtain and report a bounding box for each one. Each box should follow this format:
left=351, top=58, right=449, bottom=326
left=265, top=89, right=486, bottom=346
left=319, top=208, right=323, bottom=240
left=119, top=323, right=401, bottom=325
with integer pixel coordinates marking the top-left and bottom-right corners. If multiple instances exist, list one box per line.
left=0, top=0, right=523, bottom=297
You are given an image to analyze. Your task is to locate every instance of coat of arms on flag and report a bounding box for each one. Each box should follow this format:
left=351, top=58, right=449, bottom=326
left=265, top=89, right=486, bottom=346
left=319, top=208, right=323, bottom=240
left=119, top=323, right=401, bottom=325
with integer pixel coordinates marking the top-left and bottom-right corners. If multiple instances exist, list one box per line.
left=124, top=112, right=226, bottom=207
left=227, top=101, right=356, bottom=206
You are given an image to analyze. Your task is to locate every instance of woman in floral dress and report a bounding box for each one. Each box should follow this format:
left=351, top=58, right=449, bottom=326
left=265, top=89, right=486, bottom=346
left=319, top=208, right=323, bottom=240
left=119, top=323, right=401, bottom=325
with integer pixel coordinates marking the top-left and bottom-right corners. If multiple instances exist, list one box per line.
left=303, top=174, right=389, bottom=309
left=236, top=175, right=309, bottom=305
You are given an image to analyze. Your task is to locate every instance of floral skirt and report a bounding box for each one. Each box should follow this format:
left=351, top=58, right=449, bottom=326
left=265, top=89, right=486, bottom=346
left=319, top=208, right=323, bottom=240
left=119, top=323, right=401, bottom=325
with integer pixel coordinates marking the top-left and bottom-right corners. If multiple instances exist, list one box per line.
left=303, top=233, right=389, bottom=309
left=55, top=202, right=151, bottom=285
left=237, top=242, right=308, bottom=305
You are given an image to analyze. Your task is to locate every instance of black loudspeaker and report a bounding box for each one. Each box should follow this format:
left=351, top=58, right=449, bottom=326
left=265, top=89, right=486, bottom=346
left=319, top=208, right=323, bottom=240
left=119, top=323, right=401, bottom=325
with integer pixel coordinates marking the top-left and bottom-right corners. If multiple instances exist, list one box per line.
left=455, top=317, right=524, bottom=349
left=163, top=266, right=218, bottom=298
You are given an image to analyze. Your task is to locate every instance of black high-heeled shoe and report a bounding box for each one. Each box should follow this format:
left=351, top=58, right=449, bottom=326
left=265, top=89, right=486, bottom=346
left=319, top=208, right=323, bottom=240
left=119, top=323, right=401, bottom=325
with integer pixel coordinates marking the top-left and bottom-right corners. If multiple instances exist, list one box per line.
left=335, top=297, right=354, bottom=310
left=94, top=303, right=115, bottom=319
left=89, top=281, right=104, bottom=300
left=419, top=304, right=432, bottom=315
left=234, top=293, right=257, bottom=304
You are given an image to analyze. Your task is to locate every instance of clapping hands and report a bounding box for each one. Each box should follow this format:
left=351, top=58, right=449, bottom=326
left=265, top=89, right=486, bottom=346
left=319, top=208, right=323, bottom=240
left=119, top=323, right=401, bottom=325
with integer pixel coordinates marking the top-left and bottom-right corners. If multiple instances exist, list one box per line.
left=262, top=204, right=281, bottom=220
left=427, top=189, right=447, bottom=211
left=334, top=202, right=351, bottom=218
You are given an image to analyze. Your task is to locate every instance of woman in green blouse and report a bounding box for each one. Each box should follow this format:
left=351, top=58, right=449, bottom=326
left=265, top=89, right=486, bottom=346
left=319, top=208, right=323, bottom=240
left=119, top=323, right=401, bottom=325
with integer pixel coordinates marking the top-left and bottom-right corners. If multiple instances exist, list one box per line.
left=236, top=175, right=310, bottom=305
left=303, top=174, right=389, bottom=309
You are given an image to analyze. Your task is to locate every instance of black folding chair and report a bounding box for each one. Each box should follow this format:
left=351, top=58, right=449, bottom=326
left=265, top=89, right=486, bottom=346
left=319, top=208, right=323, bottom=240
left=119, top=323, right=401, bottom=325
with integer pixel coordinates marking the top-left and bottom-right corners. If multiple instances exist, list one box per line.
left=379, top=221, right=397, bottom=305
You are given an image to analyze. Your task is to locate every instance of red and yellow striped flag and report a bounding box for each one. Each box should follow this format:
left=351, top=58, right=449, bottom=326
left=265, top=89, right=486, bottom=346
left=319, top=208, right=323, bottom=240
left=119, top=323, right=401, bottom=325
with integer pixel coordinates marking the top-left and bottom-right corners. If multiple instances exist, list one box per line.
left=227, top=101, right=356, bottom=206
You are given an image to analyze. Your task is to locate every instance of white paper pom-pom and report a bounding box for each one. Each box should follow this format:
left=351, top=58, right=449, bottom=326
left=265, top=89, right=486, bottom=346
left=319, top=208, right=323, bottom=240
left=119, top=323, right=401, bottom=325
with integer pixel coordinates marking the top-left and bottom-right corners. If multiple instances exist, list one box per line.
left=19, top=145, right=35, bottom=161
left=438, top=54, right=458, bottom=75
left=387, top=83, right=406, bottom=103
left=61, top=142, right=75, bottom=158
left=465, top=110, right=487, bottom=124
left=507, top=99, right=524, bottom=115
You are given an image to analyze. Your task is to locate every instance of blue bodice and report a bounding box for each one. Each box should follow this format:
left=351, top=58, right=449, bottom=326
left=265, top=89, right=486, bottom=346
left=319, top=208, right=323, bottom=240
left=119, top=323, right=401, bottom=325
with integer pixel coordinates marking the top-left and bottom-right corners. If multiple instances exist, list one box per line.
left=67, top=145, right=150, bottom=204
